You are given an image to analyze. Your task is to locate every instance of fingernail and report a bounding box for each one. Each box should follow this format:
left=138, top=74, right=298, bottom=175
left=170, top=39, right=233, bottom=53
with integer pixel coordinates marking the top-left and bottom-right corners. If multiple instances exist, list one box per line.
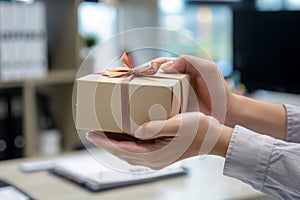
left=134, top=131, right=143, bottom=138
left=134, top=127, right=145, bottom=139
left=161, top=60, right=174, bottom=71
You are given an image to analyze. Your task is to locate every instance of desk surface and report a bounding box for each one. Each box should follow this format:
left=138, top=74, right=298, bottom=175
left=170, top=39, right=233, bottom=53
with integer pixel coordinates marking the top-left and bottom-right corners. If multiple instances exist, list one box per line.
left=0, top=150, right=273, bottom=200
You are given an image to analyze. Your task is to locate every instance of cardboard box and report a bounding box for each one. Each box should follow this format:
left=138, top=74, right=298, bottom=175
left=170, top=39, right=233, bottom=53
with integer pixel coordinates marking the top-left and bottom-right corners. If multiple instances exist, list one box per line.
left=75, top=71, right=189, bottom=135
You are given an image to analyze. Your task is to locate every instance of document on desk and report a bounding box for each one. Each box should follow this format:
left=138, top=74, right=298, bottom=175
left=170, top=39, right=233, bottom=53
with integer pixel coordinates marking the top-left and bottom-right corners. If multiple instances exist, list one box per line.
left=50, top=152, right=188, bottom=191
left=0, top=179, right=33, bottom=200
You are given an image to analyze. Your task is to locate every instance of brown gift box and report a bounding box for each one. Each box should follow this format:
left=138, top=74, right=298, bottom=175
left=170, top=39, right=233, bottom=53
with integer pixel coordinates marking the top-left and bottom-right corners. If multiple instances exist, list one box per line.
left=75, top=71, right=189, bottom=135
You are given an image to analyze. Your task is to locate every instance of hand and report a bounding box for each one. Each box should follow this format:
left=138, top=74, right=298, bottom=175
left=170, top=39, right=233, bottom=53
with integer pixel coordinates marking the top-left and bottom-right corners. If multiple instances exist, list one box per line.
left=152, top=55, right=237, bottom=126
left=87, top=113, right=233, bottom=170
left=153, top=55, right=286, bottom=139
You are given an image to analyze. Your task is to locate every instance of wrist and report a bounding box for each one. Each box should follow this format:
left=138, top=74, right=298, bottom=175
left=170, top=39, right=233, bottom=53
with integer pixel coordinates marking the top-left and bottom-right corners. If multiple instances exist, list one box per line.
left=209, top=125, right=233, bottom=158
left=225, top=94, right=243, bottom=127
left=207, top=115, right=233, bottom=158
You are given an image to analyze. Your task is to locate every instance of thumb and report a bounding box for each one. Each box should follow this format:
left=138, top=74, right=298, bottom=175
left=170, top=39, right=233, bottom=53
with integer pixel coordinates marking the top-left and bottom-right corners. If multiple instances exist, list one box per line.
left=134, top=118, right=179, bottom=139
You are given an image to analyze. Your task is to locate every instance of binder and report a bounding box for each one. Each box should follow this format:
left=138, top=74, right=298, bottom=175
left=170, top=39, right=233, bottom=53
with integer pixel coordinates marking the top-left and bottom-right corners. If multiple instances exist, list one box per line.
left=25, top=1, right=48, bottom=79
left=0, top=90, right=10, bottom=160
left=0, top=1, right=48, bottom=81
left=0, top=88, right=24, bottom=160
left=0, top=2, right=16, bottom=81
left=0, top=2, right=14, bottom=33
left=9, top=91, right=24, bottom=158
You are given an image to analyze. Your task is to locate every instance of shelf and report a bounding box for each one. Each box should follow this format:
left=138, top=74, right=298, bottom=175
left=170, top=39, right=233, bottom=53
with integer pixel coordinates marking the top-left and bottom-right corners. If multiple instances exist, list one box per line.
left=0, top=69, right=77, bottom=89
left=0, top=0, right=83, bottom=158
left=0, top=69, right=78, bottom=157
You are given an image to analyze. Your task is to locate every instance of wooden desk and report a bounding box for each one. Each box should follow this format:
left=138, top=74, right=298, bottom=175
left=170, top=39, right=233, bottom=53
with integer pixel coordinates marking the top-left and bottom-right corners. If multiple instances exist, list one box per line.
left=0, top=150, right=273, bottom=200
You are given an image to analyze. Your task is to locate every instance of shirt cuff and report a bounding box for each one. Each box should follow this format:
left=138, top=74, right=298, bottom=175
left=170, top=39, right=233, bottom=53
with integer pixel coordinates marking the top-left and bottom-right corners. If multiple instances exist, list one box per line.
left=223, top=125, right=275, bottom=191
left=284, top=104, right=300, bottom=143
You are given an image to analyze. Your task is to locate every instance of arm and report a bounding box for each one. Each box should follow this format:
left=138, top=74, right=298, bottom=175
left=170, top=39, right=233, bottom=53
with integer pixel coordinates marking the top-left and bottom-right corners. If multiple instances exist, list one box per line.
left=224, top=125, right=300, bottom=199
left=86, top=55, right=300, bottom=199
left=227, top=94, right=287, bottom=140
left=228, top=96, right=300, bottom=143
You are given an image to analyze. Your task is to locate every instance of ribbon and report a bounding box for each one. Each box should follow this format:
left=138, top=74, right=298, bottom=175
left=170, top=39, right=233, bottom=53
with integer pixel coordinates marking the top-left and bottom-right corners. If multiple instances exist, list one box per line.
left=102, top=52, right=161, bottom=79
left=101, top=52, right=182, bottom=134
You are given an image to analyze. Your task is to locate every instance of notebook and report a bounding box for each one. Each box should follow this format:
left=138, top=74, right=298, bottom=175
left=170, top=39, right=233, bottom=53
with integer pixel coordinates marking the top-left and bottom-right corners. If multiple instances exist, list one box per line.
left=49, top=151, right=188, bottom=191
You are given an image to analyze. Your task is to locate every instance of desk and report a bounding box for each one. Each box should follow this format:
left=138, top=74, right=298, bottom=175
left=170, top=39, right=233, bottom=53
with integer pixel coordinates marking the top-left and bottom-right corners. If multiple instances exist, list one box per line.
left=0, top=150, right=273, bottom=200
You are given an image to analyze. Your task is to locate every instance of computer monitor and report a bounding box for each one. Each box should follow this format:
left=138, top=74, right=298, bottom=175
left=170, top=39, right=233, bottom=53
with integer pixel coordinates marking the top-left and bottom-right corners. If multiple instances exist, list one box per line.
left=233, top=3, right=300, bottom=93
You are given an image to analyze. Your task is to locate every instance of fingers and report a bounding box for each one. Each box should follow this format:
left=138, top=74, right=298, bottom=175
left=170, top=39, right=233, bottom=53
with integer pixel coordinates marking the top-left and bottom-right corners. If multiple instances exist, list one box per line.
left=148, top=55, right=219, bottom=78
left=151, top=57, right=176, bottom=64
left=160, top=55, right=220, bottom=77
left=87, top=131, right=154, bottom=154
left=144, top=55, right=215, bottom=78
left=86, top=131, right=119, bottom=152
left=134, top=115, right=181, bottom=139
left=86, top=112, right=205, bottom=170
left=161, top=57, right=187, bottom=73
left=136, top=57, right=175, bottom=71
left=148, top=57, right=186, bottom=73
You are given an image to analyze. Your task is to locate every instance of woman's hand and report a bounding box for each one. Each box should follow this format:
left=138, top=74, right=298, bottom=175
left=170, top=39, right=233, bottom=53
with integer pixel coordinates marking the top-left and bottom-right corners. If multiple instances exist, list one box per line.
left=87, top=113, right=233, bottom=170
left=152, top=55, right=237, bottom=126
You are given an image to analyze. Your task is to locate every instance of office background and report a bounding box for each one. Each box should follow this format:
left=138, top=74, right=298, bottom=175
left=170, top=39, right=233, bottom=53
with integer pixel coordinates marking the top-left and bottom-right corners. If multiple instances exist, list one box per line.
left=1, top=0, right=300, bottom=166
left=1, top=0, right=300, bottom=162
left=0, top=0, right=299, bottom=199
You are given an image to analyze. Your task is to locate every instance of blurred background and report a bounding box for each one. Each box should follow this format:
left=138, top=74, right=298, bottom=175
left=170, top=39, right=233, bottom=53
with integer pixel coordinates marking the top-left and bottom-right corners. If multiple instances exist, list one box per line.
left=0, top=0, right=300, bottom=161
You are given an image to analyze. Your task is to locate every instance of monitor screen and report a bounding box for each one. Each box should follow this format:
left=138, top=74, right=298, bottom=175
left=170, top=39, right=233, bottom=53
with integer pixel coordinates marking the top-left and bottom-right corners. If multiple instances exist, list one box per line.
left=233, top=6, right=300, bottom=93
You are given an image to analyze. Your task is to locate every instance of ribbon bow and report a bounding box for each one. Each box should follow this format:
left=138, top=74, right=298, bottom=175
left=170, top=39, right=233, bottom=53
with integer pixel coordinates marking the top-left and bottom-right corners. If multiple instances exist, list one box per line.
left=102, top=52, right=161, bottom=79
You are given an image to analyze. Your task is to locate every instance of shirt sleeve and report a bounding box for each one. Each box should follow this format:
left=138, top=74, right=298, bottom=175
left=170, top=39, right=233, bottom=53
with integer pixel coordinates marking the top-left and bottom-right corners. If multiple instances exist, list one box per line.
left=284, top=104, right=300, bottom=143
left=223, top=125, right=300, bottom=200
